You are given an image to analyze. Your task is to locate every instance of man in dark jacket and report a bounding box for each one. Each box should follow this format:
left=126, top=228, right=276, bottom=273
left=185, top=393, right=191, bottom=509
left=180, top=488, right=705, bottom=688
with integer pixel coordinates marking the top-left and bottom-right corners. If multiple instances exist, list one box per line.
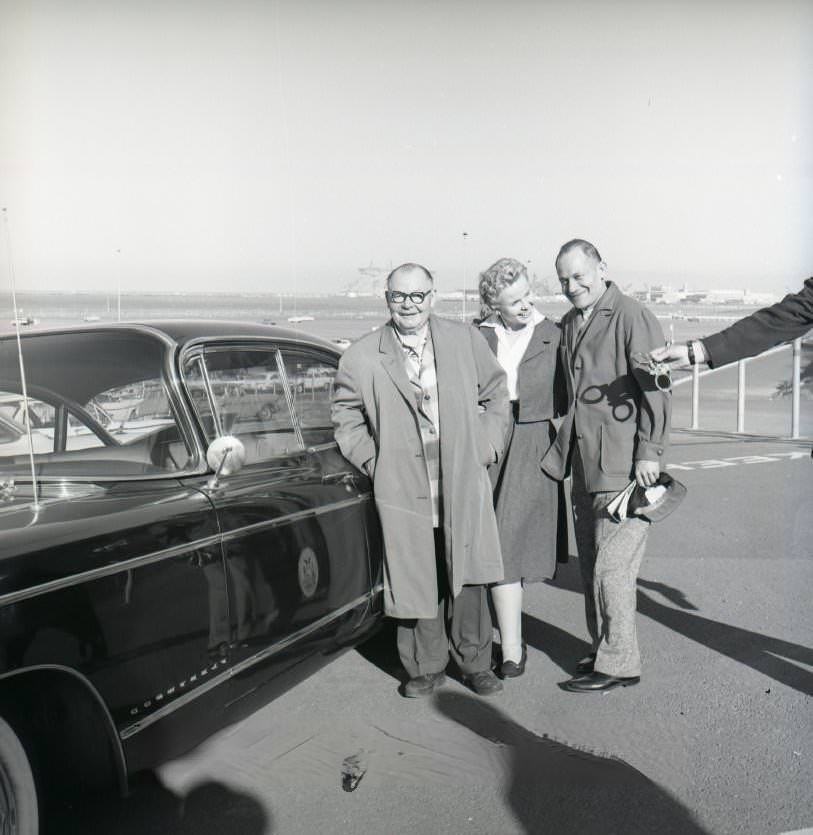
left=542, top=240, right=671, bottom=693
left=651, top=278, right=812, bottom=368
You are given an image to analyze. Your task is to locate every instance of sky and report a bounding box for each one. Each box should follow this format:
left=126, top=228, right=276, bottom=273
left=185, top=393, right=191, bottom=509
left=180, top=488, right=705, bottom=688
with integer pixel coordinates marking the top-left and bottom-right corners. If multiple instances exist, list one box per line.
left=1, top=0, right=811, bottom=296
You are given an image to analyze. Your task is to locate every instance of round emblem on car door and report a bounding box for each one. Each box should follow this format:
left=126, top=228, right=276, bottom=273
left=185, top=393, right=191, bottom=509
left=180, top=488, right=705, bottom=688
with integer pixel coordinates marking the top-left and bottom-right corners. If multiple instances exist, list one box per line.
left=297, top=546, right=319, bottom=599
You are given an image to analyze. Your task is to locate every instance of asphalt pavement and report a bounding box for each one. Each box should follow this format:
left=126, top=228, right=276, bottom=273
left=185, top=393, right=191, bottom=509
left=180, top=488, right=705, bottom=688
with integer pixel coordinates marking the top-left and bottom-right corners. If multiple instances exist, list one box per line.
left=56, top=431, right=812, bottom=835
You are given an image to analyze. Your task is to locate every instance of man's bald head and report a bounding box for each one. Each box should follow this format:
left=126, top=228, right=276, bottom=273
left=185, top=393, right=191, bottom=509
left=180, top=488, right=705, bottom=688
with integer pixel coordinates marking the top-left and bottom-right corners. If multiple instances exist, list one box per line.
left=386, top=262, right=434, bottom=289
left=555, top=239, right=602, bottom=268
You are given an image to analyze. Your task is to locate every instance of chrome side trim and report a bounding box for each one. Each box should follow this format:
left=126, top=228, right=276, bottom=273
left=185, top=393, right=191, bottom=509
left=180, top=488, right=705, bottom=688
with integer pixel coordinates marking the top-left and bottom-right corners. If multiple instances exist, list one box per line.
left=217, top=495, right=371, bottom=544
left=119, top=583, right=384, bottom=740
left=0, top=533, right=223, bottom=607
left=0, top=493, right=372, bottom=607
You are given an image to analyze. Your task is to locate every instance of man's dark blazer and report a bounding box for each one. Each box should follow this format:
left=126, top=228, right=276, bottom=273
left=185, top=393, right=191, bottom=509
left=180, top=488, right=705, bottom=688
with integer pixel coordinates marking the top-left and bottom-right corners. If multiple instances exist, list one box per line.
left=542, top=282, right=670, bottom=493
left=703, top=277, right=812, bottom=368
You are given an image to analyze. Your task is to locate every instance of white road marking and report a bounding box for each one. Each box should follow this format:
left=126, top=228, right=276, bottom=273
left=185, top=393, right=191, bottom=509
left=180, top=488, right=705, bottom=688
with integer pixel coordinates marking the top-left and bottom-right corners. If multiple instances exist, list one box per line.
left=670, top=450, right=810, bottom=470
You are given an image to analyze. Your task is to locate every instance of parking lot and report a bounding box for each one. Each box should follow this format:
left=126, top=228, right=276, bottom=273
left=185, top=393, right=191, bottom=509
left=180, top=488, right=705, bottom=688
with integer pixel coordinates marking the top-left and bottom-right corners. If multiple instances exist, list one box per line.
left=52, top=432, right=812, bottom=835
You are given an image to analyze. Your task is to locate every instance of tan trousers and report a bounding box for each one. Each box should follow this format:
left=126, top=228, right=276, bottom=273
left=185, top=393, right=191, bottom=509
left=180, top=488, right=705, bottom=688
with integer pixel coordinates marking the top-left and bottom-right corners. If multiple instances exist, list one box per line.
left=571, top=447, right=650, bottom=678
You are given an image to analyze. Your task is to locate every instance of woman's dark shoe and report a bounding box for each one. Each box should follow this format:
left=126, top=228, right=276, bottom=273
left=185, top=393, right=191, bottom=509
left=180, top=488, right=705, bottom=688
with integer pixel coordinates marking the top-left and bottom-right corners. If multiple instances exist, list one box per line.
left=500, top=643, right=527, bottom=678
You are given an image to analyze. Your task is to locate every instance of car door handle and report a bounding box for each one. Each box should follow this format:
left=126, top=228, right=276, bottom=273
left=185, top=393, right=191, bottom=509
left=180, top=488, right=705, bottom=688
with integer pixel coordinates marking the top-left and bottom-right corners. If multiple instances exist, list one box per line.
left=322, top=471, right=356, bottom=486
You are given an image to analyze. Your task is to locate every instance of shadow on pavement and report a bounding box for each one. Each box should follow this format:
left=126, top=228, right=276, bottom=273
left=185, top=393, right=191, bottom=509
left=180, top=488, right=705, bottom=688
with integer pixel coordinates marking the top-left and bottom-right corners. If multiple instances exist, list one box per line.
left=354, top=616, right=402, bottom=681
left=433, top=691, right=708, bottom=835
left=636, top=579, right=813, bottom=696
left=549, top=559, right=813, bottom=696
left=44, top=773, right=270, bottom=835
left=521, top=611, right=591, bottom=676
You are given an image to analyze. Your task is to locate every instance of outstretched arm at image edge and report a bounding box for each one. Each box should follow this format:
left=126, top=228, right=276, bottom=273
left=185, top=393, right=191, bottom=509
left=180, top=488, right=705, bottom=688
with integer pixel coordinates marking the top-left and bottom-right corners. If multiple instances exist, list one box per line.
left=702, top=277, right=812, bottom=367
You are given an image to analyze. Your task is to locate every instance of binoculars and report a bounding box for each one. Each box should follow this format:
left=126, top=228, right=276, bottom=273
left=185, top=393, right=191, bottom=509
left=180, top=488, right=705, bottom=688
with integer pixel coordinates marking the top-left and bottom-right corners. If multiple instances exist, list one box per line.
left=648, top=358, right=672, bottom=392
left=633, top=354, right=672, bottom=392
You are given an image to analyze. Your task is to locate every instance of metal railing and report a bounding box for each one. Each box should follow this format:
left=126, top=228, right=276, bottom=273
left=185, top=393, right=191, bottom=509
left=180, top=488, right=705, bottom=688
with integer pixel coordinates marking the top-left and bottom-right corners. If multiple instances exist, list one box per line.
left=672, top=338, right=806, bottom=439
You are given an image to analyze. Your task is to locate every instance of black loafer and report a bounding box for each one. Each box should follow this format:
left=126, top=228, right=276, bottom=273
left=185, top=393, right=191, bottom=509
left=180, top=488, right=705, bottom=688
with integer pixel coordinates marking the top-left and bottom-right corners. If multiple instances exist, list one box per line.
left=463, top=670, right=503, bottom=696
left=563, top=672, right=640, bottom=693
left=500, top=643, right=527, bottom=679
left=403, top=671, right=446, bottom=698
left=576, top=652, right=596, bottom=674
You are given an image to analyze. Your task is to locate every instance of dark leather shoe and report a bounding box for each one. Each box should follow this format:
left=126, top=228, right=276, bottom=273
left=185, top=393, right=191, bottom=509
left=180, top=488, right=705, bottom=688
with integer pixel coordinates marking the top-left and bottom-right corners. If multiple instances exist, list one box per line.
left=576, top=652, right=596, bottom=674
left=500, top=643, right=527, bottom=679
left=403, top=671, right=446, bottom=698
left=463, top=670, right=503, bottom=696
left=563, top=672, right=640, bottom=693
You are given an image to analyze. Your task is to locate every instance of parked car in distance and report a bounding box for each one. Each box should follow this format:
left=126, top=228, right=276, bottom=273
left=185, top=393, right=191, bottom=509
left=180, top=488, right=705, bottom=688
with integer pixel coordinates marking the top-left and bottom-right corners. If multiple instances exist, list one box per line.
left=0, top=321, right=383, bottom=833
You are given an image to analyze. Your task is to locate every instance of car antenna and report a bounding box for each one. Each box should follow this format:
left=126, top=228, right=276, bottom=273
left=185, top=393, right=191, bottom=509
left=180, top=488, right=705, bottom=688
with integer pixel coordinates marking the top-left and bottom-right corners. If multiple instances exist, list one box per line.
left=2, top=208, right=41, bottom=511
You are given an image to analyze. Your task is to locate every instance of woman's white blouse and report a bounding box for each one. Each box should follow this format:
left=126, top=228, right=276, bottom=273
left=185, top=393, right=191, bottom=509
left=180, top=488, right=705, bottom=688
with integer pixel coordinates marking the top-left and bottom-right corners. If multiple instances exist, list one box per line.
left=481, top=308, right=545, bottom=400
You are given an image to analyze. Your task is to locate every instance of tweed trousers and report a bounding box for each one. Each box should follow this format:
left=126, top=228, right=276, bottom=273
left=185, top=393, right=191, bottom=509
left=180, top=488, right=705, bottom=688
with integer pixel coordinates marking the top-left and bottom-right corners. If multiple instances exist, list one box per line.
left=571, top=447, right=650, bottom=678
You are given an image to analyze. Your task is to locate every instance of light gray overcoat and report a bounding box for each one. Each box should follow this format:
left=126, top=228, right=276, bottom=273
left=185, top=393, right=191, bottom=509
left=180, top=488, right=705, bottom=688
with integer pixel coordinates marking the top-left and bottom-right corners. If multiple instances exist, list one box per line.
left=331, top=314, right=511, bottom=618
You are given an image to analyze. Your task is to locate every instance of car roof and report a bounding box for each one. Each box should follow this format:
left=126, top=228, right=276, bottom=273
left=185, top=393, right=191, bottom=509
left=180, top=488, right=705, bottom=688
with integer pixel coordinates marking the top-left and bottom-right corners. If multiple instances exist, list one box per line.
left=0, top=320, right=339, bottom=353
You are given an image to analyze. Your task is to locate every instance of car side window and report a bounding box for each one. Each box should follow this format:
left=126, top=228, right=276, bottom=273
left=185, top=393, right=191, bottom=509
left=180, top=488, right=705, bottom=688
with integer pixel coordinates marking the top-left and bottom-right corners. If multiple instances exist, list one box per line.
left=0, top=395, right=59, bottom=456
left=184, top=347, right=303, bottom=464
left=277, top=347, right=338, bottom=447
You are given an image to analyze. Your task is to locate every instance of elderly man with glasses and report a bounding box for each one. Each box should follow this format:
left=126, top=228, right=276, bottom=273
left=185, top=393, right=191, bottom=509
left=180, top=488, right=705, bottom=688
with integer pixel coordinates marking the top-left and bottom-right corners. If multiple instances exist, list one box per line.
left=332, top=262, right=510, bottom=698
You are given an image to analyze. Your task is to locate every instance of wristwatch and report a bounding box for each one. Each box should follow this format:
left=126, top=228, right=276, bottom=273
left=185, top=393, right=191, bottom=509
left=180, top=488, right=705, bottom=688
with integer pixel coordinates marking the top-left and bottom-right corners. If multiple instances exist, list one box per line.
left=688, top=340, right=707, bottom=366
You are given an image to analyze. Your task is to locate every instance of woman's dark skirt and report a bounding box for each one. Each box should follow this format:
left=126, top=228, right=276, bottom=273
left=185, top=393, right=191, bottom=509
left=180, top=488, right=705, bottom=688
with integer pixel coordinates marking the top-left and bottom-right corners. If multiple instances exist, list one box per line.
left=490, top=415, right=566, bottom=585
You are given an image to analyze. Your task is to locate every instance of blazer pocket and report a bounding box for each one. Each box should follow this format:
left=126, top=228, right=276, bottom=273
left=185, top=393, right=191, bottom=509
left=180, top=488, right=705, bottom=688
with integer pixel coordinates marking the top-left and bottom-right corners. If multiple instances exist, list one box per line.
left=598, top=424, right=632, bottom=476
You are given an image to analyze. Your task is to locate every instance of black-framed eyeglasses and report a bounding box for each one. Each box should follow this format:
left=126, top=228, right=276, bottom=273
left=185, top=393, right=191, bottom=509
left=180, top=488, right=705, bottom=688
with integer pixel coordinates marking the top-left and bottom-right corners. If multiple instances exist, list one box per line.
left=386, top=290, right=433, bottom=305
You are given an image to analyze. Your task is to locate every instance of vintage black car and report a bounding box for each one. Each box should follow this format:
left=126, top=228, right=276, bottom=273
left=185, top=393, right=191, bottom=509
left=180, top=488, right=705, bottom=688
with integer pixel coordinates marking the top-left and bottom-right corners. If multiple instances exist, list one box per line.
left=0, top=322, right=383, bottom=833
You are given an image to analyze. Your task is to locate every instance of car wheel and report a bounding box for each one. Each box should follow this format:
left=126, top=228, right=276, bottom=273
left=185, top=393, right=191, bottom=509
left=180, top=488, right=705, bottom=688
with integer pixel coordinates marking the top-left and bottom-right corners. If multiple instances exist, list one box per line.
left=0, top=716, right=38, bottom=835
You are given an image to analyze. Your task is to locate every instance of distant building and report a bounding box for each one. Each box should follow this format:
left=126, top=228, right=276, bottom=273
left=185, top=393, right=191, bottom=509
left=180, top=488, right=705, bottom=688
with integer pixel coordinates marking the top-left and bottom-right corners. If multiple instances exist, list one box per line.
left=631, top=285, right=779, bottom=306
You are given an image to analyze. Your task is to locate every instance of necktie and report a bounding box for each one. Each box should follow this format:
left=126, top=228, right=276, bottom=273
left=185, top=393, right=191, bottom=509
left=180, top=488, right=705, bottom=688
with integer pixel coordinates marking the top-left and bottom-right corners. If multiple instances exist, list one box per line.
left=571, top=310, right=586, bottom=353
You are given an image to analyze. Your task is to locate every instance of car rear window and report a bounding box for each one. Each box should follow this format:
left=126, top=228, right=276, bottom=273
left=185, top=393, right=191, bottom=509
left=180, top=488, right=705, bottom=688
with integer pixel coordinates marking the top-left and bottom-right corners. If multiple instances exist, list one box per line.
left=0, top=331, right=192, bottom=478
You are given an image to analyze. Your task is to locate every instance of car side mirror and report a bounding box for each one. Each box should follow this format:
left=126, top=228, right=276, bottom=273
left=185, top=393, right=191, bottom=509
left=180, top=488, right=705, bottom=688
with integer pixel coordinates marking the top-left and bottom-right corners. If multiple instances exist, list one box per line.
left=206, top=435, right=246, bottom=486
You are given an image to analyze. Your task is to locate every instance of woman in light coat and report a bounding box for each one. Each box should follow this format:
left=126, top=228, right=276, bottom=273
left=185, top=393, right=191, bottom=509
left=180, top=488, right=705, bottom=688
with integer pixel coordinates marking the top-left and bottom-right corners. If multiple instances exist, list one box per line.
left=478, top=257, right=567, bottom=677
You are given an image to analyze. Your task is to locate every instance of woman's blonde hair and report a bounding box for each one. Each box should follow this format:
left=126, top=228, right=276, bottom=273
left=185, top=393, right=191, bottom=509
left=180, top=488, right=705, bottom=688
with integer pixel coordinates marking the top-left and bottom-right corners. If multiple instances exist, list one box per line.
left=478, top=257, right=528, bottom=316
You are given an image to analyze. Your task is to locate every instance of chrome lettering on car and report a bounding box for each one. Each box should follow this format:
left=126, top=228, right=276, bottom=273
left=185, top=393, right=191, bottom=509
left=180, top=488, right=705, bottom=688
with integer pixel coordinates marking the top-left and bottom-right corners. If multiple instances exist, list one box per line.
left=118, top=586, right=384, bottom=740
left=126, top=659, right=228, bottom=718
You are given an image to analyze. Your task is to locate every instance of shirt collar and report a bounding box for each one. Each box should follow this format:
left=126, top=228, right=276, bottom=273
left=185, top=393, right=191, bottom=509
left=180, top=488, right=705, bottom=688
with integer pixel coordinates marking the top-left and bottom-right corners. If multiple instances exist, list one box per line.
left=578, top=284, right=612, bottom=321
left=392, top=322, right=429, bottom=351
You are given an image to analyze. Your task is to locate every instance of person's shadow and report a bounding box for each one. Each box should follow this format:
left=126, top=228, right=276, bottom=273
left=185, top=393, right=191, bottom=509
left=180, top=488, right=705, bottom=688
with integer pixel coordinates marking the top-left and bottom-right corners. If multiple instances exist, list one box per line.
left=44, top=773, right=271, bottom=835
left=433, top=691, right=708, bottom=834
left=636, top=577, right=813, bottom=695
left=538, top=560, right=813, bottom=695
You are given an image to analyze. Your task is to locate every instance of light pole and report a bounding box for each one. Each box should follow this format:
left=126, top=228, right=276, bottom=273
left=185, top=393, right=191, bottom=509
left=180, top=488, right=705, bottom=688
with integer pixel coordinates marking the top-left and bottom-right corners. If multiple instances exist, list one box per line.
left=116, top=249, right=122, bottom=321
left=462, top=231, right=468, bottom=321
